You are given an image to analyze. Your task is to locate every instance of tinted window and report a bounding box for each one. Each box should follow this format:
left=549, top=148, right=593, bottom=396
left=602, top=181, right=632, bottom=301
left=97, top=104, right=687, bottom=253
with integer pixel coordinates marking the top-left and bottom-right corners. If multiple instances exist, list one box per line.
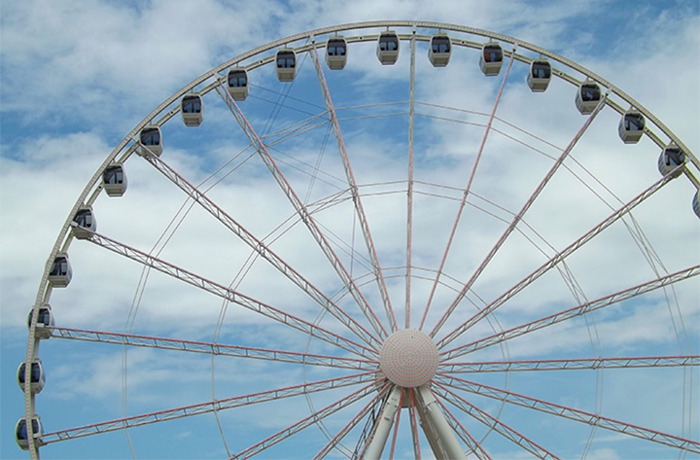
left=140, top=128, right=160, bottom=145
left=532, top=62, right=551, bottom=79
left=182, top=97, right=201, bottom=113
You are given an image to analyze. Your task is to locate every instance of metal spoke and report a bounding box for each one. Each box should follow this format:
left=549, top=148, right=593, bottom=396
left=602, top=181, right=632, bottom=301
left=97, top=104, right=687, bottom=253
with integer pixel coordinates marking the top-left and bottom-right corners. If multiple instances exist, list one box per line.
left=42, top=371, right=377, bottom=444
left=441, top=264, right=700, bottom=361
left=436, top=171, right=675, bottom=350
left=420, top=48, right=516, bottom=332
left=433, top=382, right=559, bottom=459
left=231, top=382, right=377, bottom=459
left=436, top=374, right=700, bottom=453
left=439, top=355, right=700, bottom=373
left=406, top=30, right=416, bottom=330
left=141, top=150, right=382, bottom=350
left=215, top=83, right=389, bottom=340
left=78, top=227, right=378, bottom=359
left=49, top=326, right=378, bottom=371
left=314, top=385, right=389, bottom=460
left=429, top=95, right=608, bottom=339
left=310, top=44, right=398, bottom=332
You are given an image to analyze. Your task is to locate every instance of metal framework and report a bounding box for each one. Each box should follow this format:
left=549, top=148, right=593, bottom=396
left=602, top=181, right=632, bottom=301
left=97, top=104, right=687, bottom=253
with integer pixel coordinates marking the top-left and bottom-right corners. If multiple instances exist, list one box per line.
left=23, top=20, right=698, bottom=460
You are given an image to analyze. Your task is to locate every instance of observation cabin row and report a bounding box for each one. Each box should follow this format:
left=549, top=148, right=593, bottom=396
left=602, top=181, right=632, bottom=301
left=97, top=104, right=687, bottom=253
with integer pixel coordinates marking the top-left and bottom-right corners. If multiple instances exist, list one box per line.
left=159, top=31, right=700, bottom=219
left=17, top=28, right=700, bottom=451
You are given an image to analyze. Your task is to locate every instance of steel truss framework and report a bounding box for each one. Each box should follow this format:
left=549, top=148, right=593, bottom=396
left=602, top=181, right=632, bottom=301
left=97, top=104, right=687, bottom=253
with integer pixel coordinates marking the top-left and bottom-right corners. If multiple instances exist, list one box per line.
left=23, top=20, right=699, bottom=460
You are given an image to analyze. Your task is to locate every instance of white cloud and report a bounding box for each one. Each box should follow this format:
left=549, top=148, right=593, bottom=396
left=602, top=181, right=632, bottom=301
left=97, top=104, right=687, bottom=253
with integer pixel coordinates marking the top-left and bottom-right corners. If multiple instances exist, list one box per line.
left=1, top=2, right=698, bottom=459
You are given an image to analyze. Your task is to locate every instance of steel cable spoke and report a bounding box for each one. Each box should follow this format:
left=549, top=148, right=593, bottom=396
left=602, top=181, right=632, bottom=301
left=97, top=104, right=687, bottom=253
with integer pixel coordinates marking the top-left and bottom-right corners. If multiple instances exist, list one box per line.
left=439, top=355, right=700, bottom=373
left=79, top=227, right=378, bottom=359
left=141, top=150, right=382, bottom=350
left=231, top=382, right=377, bottom=459
left=42, top=371, right=377, bottom=444
left=440, top=264, right=700, bottom=361
left=215, top=83, right=390, bottom=340
left=433, top=382, right=559, bottom=459
left=429, top=95, right=608, bottom=339
left=48, top=326, right=378, bottom=371
left=310, top=44, right=398, bottom=332
left=436, top=170, right=676, bottom=350
left=314, top=385, right=389, bottom=460
left=420, top=46, right=517, bottom=332
left=436, top=374, right=700, bottom=453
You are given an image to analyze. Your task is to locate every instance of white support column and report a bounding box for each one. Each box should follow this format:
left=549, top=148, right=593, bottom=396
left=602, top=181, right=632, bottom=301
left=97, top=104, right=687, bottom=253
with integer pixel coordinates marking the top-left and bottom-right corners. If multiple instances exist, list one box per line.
left=416, top=386, right=466, bottom=460
left=364, top=386, right=402, bottom=460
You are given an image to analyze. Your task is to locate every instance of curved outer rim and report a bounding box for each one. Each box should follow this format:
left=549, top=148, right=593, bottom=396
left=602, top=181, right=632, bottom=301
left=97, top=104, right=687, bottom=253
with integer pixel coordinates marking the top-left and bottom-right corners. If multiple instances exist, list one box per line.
left=23, top=19, right=699, bottom=458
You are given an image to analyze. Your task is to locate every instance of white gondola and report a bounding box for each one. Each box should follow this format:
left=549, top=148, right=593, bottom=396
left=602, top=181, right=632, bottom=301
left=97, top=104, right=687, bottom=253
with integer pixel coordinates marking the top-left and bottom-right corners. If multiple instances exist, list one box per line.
left=377, top=31, right=399, bottom=65
left=227, top=68, right=249, bottom=101
left=326, top=37, right=347, bottom=70
left=575, top=81, right=602, bottom=115
left=480, top=42, right=503, bottom=76
left=72, top=205, right=96, bottom=240
left=15, top=416, right=44, bottom=450
left=48, top=253, right=72, bottom=288
left=102, top=164, right=127, bottom=197
left=429, top=34, right=451, bottom=67
left=181, top=94, right=203, bottom=127
left=693, top=190, right=700, bottom=219
left=139, top=125, right=163, bottom=156
left=618, top=110, right=645, bottom=144
left=527, top=58, right=551, bottom=92
left=657, top=142, right=685, bottom=178
left=27, top=305, right=54, bottom=340
left=276, top=49, right=296, bottom=82
left=18, top=361, right=45, bottom=394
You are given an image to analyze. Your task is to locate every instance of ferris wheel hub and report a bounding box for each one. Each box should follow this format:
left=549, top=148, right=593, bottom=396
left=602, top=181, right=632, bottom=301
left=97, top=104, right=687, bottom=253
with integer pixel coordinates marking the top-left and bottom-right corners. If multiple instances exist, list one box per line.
left=379, top=329, right=439, bottom=388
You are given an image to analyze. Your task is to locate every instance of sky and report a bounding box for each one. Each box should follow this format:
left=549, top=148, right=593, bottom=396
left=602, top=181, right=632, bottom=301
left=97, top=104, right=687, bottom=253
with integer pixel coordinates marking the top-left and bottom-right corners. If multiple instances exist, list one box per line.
left=1, top=1, right=699, bottom=459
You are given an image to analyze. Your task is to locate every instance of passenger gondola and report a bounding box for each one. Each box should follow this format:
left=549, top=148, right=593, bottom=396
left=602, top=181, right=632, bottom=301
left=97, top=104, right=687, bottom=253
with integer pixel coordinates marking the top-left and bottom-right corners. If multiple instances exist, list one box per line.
left=326, top=36, right=348, bottom=70
left=480, top=42, right=503, bottom=76
left=181, top=94, right=203, bottom=127
left=429, top=34, right=451, bottom=67
left=227, top=68, right=249, bottom=101
left=693, top=190, right=700, bottom=219
left=618, top=109, right=645, bottom=144
left=15, top=416, right=43, bottom=450
left=18, top=361, right=45, bottom=394
left=657, top=142, right=685, bottom=178
left=27, top=305, right=54, bottom=340
left=48, top=253, right=72, bottom=288
left=72, top=206, right=96, bottom=240
left=377, top=31, right=400, bottom=65
left=575, top=81, right=602, bottom=114
left=139, top=125, right=163, bottom=156
left=527, top=58, right=551, bottom=92
left=102, top=164, right=127, bottom=197
left=276, top=49, right=296, bottom=82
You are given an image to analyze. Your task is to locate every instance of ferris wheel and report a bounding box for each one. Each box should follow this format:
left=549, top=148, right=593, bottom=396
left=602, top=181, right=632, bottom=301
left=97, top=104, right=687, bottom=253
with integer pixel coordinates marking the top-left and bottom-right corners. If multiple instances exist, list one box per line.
left=19, top=20, right=700, bottom=459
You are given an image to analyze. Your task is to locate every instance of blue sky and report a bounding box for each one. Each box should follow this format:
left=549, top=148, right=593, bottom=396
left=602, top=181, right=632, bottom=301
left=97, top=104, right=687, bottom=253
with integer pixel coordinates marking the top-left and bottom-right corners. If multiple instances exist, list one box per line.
left=1, top=1, right=699, bottom=459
